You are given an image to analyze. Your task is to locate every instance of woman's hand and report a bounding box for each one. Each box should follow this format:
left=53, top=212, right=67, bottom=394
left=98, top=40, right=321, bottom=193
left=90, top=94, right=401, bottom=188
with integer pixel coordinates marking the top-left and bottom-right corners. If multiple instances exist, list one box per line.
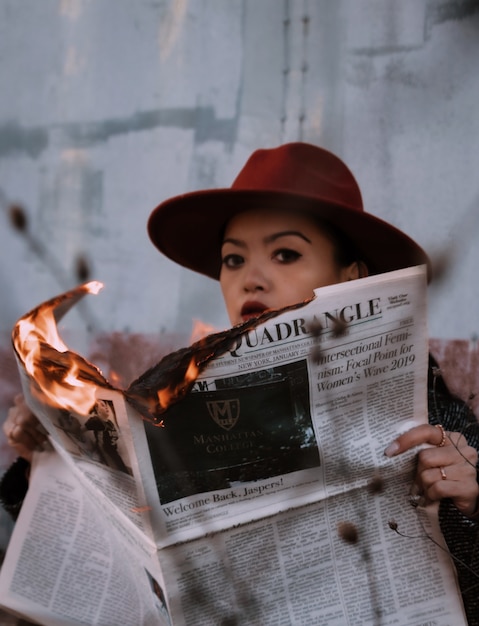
left=385, top=423, right=479, bottom=518
left=3, top=394, right=47, bottom=463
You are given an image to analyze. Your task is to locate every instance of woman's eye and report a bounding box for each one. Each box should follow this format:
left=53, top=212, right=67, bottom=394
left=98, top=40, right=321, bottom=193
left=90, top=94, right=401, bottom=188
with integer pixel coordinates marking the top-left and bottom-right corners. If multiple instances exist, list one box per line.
left=222, top=253, right=244, bottom=269
left=274, top=248, right=301, bottom=263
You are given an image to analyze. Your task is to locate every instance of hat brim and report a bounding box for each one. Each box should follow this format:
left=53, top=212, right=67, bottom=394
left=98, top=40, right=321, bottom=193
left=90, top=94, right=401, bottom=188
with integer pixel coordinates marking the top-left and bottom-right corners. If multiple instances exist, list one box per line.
left=148, top=188, right=431, bottom=281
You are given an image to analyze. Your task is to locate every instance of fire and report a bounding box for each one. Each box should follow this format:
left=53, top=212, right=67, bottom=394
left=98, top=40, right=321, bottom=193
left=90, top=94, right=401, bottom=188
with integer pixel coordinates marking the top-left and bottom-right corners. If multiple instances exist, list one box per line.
left=86, top=280, right=103, bottom=295
left=150, top=321, right=212, bottom=413
left=127, top=316, right=256, bottom=424
left=13, top=281, right=106, bottom=415
left=189, top=319, right=218, bottom=344
left=155, top=357, right=200, bottom=413
left=184, top=357, right=199, bottom=383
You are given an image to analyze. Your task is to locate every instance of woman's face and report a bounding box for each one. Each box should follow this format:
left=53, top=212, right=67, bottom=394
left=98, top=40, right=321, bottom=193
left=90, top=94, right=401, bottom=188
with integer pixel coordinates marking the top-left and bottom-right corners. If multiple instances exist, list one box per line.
left=220, top=208, right=360, bottom=326
left=96, top=400, right=113, bottom=421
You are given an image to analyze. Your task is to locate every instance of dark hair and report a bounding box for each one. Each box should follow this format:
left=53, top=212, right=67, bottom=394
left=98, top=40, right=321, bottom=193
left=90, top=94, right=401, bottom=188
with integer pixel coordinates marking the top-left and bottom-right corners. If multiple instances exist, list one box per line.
left=310, top=215, right=366, bottom=270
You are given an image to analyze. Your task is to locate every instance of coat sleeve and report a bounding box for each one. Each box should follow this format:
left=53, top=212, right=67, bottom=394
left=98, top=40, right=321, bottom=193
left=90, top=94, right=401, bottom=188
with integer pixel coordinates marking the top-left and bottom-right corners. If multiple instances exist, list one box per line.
left=428, top=356, right=479, bottom=626
left=0, top=457, right=30, bottom=521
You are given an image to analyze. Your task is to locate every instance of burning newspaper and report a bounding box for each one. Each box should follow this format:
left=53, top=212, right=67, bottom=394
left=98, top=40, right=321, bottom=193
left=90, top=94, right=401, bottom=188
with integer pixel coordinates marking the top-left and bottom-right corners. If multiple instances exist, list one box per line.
left=0, top=266, right=469, bottom=625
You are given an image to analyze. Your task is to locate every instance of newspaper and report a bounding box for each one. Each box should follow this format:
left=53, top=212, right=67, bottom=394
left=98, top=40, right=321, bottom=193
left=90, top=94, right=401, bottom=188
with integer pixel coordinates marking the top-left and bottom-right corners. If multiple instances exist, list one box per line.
left=0, top=266, right=468, bottom=625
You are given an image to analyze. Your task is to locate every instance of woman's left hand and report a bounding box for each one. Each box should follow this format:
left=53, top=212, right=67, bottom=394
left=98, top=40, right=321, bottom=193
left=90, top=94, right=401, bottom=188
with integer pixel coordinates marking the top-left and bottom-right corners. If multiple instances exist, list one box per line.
left=385, top=424, right=479, bottom=518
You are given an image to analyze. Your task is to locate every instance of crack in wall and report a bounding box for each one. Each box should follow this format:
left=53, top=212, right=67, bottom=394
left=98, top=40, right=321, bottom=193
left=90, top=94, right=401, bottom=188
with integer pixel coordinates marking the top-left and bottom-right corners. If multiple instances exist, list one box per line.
left=0, top=105, right=238, bottom=159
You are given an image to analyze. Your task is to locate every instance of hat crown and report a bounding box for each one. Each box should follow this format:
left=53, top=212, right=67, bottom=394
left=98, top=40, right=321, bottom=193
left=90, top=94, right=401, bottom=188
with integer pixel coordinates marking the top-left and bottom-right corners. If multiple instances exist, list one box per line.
left=147, top=142, right=430, bottom=281
left=231, top=143, right=363, bottom=212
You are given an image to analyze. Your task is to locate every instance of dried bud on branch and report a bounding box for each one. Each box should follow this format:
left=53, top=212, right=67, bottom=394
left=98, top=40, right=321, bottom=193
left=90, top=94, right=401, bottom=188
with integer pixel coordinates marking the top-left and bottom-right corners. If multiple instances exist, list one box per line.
left=307, top=318, right=323, bottom=338
left=367, top=473, right=385, bottom=495
left=9, top=204, right=28, bottom=232
left=75, top=255, right=91, bottom=282
left=331, top=317, right=348, bottom=338
left=310, top=345, right=322, bottom=364
left=337, top=521, right=359, bottom=544
left=429, top=251, right=451, bottom=285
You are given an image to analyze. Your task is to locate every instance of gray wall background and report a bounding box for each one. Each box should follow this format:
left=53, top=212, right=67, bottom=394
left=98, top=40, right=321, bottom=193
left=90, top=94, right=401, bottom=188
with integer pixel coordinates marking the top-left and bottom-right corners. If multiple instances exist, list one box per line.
left=0, top=0, right=478, bottom=350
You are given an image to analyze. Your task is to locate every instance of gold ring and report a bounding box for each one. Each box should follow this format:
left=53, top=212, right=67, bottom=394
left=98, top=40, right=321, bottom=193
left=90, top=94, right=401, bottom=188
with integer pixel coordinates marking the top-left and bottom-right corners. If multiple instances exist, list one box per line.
left=435, top=424, right=446, bottom=447
left=440, top=466, right=447, bottom=480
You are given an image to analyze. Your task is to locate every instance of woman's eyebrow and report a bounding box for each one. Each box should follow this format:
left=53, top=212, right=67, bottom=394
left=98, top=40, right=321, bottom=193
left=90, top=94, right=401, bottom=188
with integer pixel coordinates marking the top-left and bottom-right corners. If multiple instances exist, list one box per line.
left=222, top=237, right=246, bottom=248
left=265, top=230, right=312, bottom=244
left=222, top=230, right=312, bottom=248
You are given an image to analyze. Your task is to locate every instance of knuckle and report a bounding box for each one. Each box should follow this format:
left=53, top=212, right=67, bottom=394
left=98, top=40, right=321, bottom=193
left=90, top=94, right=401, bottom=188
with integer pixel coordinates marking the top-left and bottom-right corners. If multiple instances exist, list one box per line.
left=6, top=406, right=17, bottom=421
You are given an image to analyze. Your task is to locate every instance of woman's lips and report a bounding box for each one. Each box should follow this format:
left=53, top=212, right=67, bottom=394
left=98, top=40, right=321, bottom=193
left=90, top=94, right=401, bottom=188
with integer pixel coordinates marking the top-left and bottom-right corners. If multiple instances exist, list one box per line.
left=240, top=301, right=269, bottom=321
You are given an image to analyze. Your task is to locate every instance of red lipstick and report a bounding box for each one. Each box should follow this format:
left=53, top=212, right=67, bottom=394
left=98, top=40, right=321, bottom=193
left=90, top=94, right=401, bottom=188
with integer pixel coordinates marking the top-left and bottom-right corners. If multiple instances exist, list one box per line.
left=240, top=301, right=269, bottom=321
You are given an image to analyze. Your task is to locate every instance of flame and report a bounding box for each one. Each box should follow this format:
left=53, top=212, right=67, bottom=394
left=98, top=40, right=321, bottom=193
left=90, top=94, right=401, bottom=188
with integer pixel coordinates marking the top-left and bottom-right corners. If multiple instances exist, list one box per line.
left=130, top=505, right=153, bottom=513
left=13, top=281, right=104, bottom=415
left=150, top=319, right=210, bottom=413
left=184, top=357, right=199, bottom=382
left=108, top=369, right=122, bottom=387
left=86, top=280, right=103, bottom=295
left=189, top=319, right=218, bottom=344
left=156, top=356, right=200, bottom=412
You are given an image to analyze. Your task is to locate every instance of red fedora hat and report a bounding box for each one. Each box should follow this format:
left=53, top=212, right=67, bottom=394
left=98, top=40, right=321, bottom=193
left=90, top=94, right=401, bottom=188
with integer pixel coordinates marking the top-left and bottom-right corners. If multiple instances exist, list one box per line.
left=148, top=142, right=431, bottom=281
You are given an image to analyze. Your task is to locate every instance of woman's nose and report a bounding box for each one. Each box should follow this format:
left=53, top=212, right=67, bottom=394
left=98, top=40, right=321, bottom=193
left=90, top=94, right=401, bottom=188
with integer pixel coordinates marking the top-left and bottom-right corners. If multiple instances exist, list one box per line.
left=242, top=263, right=270, bottom=292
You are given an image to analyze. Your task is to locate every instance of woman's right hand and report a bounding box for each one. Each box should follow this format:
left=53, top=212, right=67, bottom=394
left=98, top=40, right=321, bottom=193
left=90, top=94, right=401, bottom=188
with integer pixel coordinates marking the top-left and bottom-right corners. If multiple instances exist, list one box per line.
left=3, top=394, right=47, bottom=462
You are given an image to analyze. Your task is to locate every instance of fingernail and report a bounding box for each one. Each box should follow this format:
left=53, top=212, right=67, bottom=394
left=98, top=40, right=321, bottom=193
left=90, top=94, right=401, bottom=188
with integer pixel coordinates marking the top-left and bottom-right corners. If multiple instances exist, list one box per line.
left=384, top=441, right=400, bottom=457
left=409, top=493, right=426, bottom=508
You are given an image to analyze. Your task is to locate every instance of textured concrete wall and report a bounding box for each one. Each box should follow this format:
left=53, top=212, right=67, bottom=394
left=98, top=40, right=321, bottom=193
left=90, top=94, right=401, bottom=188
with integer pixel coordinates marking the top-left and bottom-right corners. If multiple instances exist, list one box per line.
left=0, top=0, right=478, bottom=342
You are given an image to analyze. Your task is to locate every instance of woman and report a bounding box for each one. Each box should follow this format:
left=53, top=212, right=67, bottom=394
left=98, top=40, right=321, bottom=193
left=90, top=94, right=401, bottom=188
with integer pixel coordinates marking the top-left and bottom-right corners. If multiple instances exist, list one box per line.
left=148, top=142, right=479, bottom=623
left=3, top=142, right=479, bottom=622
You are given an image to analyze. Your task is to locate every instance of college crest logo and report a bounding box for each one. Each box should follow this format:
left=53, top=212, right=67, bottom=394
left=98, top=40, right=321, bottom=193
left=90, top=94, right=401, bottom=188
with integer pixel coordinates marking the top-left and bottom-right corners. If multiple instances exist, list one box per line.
left=206, top=399, right=240, bottom=431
